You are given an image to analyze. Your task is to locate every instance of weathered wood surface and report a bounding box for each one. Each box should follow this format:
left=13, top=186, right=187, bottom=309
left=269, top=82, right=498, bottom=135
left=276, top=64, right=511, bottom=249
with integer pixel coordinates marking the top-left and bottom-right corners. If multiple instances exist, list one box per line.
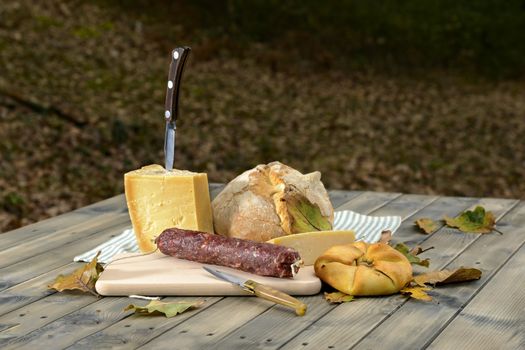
left=0, top=186, right=523, bottom=350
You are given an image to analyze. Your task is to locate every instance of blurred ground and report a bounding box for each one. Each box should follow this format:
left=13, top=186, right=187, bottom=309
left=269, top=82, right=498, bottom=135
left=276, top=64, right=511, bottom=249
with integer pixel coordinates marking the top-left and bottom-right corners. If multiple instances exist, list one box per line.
left=1, top=1, right=524, bottom=232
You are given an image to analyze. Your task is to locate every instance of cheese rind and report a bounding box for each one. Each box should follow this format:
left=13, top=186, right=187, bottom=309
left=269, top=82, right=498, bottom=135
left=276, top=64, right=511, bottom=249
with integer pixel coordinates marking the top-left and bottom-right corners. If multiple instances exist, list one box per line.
left=267, top=230, right=355, bottom=265
left=124, top=164, right=214, bottom=252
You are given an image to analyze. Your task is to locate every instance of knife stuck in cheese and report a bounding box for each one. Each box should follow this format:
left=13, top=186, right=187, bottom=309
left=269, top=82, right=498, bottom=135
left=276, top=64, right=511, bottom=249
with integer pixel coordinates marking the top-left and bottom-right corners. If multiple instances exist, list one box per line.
left=267, top=230, right=355, bottom=265
left=124, top=164, right=214, bottom=252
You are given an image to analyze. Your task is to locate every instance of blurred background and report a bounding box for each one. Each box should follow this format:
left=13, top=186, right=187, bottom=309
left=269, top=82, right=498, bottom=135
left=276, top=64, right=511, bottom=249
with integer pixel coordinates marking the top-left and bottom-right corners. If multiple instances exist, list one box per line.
left=1, top=0, right=524, bottom=232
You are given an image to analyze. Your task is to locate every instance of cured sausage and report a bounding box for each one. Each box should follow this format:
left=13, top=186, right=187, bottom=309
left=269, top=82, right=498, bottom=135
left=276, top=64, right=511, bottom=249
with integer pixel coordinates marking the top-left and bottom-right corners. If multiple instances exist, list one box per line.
left=156, top=228, right=302, bottom=278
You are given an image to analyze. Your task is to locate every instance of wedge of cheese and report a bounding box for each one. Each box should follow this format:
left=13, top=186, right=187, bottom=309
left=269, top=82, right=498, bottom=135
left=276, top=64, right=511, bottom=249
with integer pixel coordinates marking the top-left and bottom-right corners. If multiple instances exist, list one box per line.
left=124, top=164, right=214, bottom=252
left=267, top=230, right=355, bottom=265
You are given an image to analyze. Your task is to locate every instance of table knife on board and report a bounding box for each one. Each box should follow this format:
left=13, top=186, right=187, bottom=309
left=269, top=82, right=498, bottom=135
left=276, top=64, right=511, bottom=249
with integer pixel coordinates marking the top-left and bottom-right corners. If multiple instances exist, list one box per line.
left=203, top=266, right=307, bottom=316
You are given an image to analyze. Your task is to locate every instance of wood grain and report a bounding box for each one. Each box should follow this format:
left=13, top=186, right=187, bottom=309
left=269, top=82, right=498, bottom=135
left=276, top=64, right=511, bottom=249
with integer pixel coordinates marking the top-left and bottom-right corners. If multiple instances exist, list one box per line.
left=2, top=297, right=213, bottom=349
left=2, top=187, right=521, bottom=350
left=0, top=262, right=86, bottom=316
left=280, top=198, right=518, bottom=350
left=0, top=195, right=126, bottom=250
left=0, top=212, right=130, bottom=269
left=427, top=236, right=525, bottom=350
left=352, top=200, right=524, bottom=349
left=0, top=214, right=130, bottom=292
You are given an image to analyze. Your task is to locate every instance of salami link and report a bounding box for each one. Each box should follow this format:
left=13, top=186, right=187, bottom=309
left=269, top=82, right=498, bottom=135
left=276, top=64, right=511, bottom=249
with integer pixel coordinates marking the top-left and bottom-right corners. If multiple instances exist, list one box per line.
left=156, top=228, right=302, bottom=278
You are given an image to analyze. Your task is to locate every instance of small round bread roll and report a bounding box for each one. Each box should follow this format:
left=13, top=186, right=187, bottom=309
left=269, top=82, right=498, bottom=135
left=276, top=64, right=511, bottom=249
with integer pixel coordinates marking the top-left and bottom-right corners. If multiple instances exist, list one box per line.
left=314, top=242, right=413, bottom=296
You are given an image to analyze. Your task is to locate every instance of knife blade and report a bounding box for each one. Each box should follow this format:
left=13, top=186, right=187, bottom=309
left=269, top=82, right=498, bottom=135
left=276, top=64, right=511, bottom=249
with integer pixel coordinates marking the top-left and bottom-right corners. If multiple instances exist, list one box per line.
left=203, top=266, right=307, bottom=316
left=164, top=47, right=191, bottom=171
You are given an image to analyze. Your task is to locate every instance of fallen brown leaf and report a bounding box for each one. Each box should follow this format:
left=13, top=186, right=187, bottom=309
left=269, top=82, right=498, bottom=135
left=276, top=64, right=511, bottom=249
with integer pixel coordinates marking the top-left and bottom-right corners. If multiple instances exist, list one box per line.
left=415, top=218, right=439, bottom=234
left=400, top=286, right=433, bottom=301
left=324, top=291, right=354, bottom=304
left=48, top=251, right=103, bottom=296
left=414, top=267, right=482, bottom=286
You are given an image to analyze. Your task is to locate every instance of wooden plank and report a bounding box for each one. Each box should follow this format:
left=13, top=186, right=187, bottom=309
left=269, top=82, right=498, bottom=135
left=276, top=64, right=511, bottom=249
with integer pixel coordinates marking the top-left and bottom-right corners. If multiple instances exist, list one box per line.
left=69, top=297, right=271, bottom=350
left=280, top=198, right=518, bottom=350
left=16, top=191, right=388, bottom=349
left=335, top=191, right=401, bottom=213
left=427, top=232, right=525, bottom=350
left=139, top=193, right=436, bottom=350
left=0, top=212, right=131, bottom=269
left=0, top=292, right=100, bottom=346
left=352, top=200, right=525, bottom=350
left=327, top=190, right=363, bottom=208
left=0, top=214, right=131, bottom=292
left=0, top=263, right=85, bottom=316
left=1, top=296, right=218, bottom=349
left=0, top=195, right=126, bottom=249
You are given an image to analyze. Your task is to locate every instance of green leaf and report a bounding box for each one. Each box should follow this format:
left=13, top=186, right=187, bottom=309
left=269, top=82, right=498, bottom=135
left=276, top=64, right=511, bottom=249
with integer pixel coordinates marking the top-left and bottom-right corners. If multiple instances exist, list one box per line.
left=324, top=291, right=354, bottom=304
left=124, top=300, right=203, bottom=318
left=415, top=218, right=438, bottom=234
left=286, top=192, right=332, bottom=233
left=48, top=251, right=104, bottom=296
left=394, top=243, right=430, bottom=267
left=444, top=206, right=496, bottom=234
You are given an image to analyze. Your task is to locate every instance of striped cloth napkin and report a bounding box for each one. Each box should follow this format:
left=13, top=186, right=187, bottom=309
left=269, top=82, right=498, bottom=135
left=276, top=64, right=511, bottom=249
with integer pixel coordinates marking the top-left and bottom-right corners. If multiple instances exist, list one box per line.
left=74, top=210, right=401, bottom=264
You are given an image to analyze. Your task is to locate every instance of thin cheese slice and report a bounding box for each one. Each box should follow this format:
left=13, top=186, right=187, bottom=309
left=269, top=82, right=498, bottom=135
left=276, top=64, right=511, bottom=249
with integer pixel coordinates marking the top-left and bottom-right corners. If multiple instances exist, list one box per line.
left=124, top=164, right=214, bottom=252
left=267, top=230, right=355, bottom=265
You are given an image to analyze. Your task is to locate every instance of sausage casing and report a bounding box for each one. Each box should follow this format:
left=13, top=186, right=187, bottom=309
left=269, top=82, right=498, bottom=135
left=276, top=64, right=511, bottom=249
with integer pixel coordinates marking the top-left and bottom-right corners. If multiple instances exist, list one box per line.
left=156, top=228, right=302, bottom=278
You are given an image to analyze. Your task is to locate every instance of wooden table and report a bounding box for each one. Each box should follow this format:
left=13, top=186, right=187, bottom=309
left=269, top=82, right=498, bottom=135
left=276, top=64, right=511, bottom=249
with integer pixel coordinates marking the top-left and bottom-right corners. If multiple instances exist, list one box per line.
left=1, top=184, right=524, bottom=349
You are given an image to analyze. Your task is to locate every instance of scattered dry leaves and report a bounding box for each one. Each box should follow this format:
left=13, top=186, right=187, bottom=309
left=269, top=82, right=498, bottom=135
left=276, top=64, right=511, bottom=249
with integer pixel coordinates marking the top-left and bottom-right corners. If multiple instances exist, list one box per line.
left=400, top=286, right=433, bottom=301
left=414, top=268, right=482, bottom=286
left=394, top=243, right=430, bottom=267
left=48, top=251, right=104, bottom=296
left=444, top=206, right=497, bottom=234
left=124, top=300, right=204, bottom=318
left=415, top=218, right=439, bottom=234
left=324, top=291, right=354, bottom=304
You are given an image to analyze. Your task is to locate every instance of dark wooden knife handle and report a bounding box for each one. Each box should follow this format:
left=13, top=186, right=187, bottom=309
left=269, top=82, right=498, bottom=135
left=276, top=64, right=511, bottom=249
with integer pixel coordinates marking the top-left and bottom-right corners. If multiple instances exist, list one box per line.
left=164, top=47, right=191, bottom=123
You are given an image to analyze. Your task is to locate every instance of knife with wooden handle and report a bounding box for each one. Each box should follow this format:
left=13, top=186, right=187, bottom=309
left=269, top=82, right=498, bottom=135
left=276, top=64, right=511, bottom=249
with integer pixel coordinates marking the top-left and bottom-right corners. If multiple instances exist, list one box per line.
left=164, top=46, right=191, bottom=171
left=203, top=266, right=307, bottom=316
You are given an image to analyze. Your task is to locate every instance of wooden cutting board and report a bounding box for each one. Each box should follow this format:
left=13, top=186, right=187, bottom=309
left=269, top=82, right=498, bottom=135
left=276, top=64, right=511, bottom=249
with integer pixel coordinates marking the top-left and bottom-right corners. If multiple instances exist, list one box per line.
left=95, top=252, right=321, bottom=296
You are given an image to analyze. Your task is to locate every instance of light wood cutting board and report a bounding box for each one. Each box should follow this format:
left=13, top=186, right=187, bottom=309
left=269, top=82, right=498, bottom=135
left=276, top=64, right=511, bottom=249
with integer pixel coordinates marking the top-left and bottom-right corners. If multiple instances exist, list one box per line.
left=95, top=252, right=321, bottom=296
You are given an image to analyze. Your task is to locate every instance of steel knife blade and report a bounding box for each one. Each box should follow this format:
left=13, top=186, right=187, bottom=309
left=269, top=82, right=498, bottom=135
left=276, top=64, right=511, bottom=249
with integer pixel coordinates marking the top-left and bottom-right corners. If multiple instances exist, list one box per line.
left=202, top=266, right=307, bottom=316
left=164, top=47, right=191, bottom=171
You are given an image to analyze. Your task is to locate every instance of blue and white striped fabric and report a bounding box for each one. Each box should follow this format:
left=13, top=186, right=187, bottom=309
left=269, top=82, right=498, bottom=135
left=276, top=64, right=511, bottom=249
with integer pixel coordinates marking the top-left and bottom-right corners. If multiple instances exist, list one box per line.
left=74, top=210, right=401, bottom=264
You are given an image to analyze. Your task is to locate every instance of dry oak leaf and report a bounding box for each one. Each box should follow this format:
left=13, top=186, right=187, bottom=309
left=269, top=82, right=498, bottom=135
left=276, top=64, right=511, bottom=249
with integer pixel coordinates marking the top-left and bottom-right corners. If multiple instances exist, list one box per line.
left=415, top=218, right=438, bottom=234
left=400, top=286, right=433, bottom=301
left=413, top=268, right=482, bottom=286
left=394, top=243, right=430, bottom=267
left=48, top=251, right=104, bottom=296
left=324, top=291, right=354, bottom=304
left=444, top=206, right=496, bottom=234
left=124, top=300, right=204, bottom=318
